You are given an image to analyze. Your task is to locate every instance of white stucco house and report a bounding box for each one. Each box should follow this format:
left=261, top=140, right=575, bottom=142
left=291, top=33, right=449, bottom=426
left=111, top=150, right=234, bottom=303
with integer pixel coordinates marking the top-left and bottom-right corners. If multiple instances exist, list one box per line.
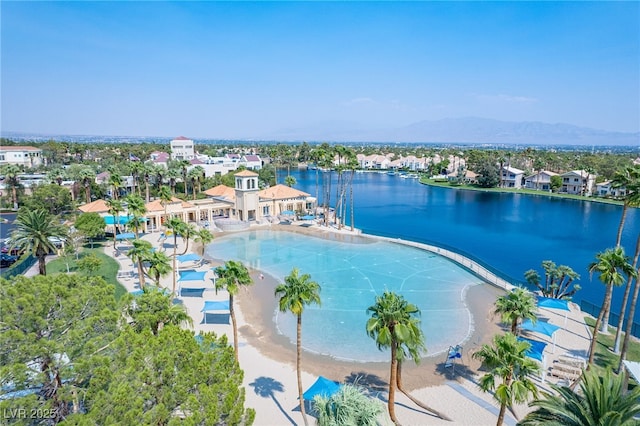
left=0, top=146, right=44, bottom=168
left=170, top=136, right=195, bottom=161
left=561, top=170, right=596, bottom=196
left=500, top=166, right=524, bottom=188
left=524, top=170, right=559, bottom=191
left=596, top=181, right=627, bottom=198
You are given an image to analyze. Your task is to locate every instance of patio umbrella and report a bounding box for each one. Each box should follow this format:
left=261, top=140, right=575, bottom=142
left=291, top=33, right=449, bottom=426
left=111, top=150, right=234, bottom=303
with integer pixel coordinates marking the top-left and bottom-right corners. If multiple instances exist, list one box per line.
left=281, top=210, right=295, bottom=216
left=520, top=318, right=560, bottom=353
left=178, top=270, right=206, bottom=282
left=177, top=253, right=202, bottom=263
left=302, top=376, right=341, bottom=400
left=537, top=296, right=570, bottom=326
left=518, top=336, right=548, bottom=382
left=115, top=232, right=136, bottom=241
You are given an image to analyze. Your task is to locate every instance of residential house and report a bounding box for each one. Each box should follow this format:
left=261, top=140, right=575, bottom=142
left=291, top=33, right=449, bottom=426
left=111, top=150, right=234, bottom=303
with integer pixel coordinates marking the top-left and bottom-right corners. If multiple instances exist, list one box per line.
left=170, top=136, right=195, bottom=161
left=0, top=146, right=43, bottom=168
left=596, top=181, right=627, bottom=198
left=524, top=170, right=559, bottom=191
left=500, top=166, right=524, bottom=188
left=561, top=170, right=596, bottom=196
left=239, top=154, right=262, bottom=170
left=150, top=151, right=170, bottom=168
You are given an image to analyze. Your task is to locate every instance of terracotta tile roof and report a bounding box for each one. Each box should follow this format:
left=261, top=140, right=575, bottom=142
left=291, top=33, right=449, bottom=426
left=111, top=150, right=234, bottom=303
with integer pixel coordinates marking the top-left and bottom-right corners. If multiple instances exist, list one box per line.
left=0, top=146, right=42, bottom=152
left=235, top=170, right=259, bottom=177
left=258, top=184, right=310, bottom=200
left=173, top=136, right=191, bottom=141
left=78, top=199, right=110, bottom=213
left=203, top=185, right=236, bottom=202
left=145, top=197, right=194, bottom=212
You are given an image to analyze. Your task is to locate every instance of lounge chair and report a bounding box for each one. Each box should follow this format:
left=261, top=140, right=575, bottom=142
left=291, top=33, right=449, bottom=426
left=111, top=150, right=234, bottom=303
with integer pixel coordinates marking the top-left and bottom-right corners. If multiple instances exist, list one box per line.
left=445, top=345, right=463, bottom=370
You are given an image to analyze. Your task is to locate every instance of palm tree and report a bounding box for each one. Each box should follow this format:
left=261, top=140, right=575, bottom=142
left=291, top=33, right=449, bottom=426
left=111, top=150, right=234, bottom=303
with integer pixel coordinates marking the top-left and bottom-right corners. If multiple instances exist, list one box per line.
left=194, top=228, right=214, bottom=256
left=587, top=247, right=636, bottom=367
left=494, top=287, right=537, bottom=334
left=366, top=291, right=425, bottom=425
left=274, top=268, right=321, bottom=426
left=107, top=168, right=123, bottom=200
left=214, top=260, right=253, bottom=361
left=127, top=239, right=153, bottom=288
left=166, top=166, right=181, bottom=195
left=599, top=165, right=640, bottom=336
left=124, top=194, right=147, bottom=237
left=158, top=185, right=173, bottom=230
left=1, top=164, right=21, bottom=210
left=472, top=333, right=540, bottom=426
left=78, top=167, right=95, bottom=204
left=141, top=162, right=154, bottom=202
left=619, top=237, right=640, bottom=373
left=178, top=222, right=196, bottom=255
left=166, top=217, right=187, bottom=297
left=129, top=160, right=144, bottom=197
left=614, top=233, right=640, bottom=354
left=611, top=165, right=640, bottom=247
left=146, top=250, right=172, bottom=286
left=105, top=198, right=124, bottom=248
left=520, top=368, right=640, bottom=426
left=284, top=175, right=297, bottom=188
left=10, top=210, right=68, bottom=276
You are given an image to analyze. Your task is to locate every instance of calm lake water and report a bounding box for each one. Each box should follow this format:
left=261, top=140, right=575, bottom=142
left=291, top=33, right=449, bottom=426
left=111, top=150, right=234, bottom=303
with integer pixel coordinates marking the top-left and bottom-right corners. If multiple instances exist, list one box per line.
left=282, top=169, right=640, bottom=322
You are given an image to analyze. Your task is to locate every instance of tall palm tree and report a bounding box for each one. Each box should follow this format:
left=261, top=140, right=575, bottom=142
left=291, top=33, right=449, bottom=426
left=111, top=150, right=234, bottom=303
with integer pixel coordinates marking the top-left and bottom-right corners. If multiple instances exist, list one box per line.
left=166, top=217, right=187, bottom=297
left=105, top=198, right=124, bottom=248
left=274, top=268, right=321, bottom=426
left=1, top=164, right=21, bottom=210
left=127, top=239, right=153, bottom=288
left=78, top=167, right=95, bottom=204
left=600, top=165, right=640, bottom=335
left=141, top=162, right=154, bottom=202
left=10, top=210, right=68, bottom=276
left=194, top=228, right=214, bottom=256
left=619, top=238, right=640, bottom=373
left=614, top=233, right=640, bottom=354
left=214, top=260, right=253, bottom=361
left=494, top=287, right=537, bottom=334
left=166, top=167, right=181, bottom=195
left=611, top=165, right=640, bottom=247
left=520, top=368, right=640, bottom=426
left=366, top=291, right=425, bottom=425
left=158, top=185, right=173, bottom=230
left=472, top=333, right=540, bottom=426
left=587, top=247, right=636, bottom=367
left=107, top=169, right=123, bottom=200
left=129, top=160, right=144, bottom=197
left=124, top=194, right=147, bottom=237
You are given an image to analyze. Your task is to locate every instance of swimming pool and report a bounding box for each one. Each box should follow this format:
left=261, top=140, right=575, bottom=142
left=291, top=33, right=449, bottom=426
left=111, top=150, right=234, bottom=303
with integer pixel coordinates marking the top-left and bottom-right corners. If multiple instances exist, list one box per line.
left=206, top=229, right=484, bottom=362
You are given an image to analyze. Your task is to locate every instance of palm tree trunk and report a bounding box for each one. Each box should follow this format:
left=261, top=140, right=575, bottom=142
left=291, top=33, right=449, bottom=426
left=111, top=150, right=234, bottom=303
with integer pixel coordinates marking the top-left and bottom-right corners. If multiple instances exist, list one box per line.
left=600, top=283, right=614, bottom=333
left=588, top=286, right=611, bottom=367
left=297, top=314, right=309, bottom=426
left=496, top=402, right=507, bottom=426
left=618, top=265, right=640, bottom=373
left=614, top=233, right=640, bottom=353
left=171, top=240, right=177, bottom=298
left=350, top=171, right=355, bottom=232
left=230, top=294, right=239, bottom=362
left=38, top=254, right=47, bottom=276
left=137, top=258, right=146, bottom=288
left=396, top=360, right=451, bottom=421
left=11, top=186, right=18, bottom=210
left=388, top=342, right=399, bottom=425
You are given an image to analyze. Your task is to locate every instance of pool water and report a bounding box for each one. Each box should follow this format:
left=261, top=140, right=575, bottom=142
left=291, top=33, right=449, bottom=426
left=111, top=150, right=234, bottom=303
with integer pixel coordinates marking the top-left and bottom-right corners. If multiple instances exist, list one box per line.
left=206, top=229, right=483, bottom=362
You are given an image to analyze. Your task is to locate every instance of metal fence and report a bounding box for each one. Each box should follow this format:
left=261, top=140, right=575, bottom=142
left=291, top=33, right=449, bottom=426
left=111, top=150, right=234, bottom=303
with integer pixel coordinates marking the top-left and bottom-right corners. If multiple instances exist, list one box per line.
left=580, top=299, right=640, bottom=338
left=0, top=255, right=36, bottom=279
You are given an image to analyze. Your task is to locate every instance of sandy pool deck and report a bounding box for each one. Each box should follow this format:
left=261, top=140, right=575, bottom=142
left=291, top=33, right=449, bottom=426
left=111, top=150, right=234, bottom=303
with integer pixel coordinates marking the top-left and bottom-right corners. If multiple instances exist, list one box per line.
left=110, top=223, right=591, bottom=426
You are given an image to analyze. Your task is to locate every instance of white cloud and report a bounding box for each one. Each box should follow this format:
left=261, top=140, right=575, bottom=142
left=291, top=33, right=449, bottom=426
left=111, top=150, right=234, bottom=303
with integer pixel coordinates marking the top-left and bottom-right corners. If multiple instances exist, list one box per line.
left=474, top=93, right=538, bottom=104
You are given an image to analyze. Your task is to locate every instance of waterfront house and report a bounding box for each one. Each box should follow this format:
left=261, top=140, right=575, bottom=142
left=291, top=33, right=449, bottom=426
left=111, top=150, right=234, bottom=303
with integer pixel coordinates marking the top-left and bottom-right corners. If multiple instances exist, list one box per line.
left=500, top=166, right=524, bottom=188
left=0, top=146, right=43, bottom=168
left=596, top=181, right=626, bottom=198
left=239, top=155, right=262, bottom=170
left=561, top=170, right=596, bottom=196
left=524, top=170, right=558, bottom=191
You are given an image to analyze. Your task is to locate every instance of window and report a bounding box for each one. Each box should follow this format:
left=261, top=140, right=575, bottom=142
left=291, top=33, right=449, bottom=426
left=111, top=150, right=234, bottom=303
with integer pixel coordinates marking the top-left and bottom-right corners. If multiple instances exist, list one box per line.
left=262, top=206, right=270, bottom=215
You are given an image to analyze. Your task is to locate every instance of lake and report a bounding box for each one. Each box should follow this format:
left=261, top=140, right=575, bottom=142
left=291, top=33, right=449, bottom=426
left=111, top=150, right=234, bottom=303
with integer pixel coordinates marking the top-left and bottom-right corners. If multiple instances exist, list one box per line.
left=282, top=169, right=640, bottom=322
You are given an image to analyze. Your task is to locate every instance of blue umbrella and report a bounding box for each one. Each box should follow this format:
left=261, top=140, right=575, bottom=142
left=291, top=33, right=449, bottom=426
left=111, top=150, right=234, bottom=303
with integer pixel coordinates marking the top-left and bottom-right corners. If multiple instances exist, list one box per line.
left=281, top=210, right=295, bottom=216
left=520, top=318, right=560, bottom=352
left=537, top=296, right=570, bottom=326
left=115, top=232, right=136, bottom=240
left=302, top=376, right=341, bottom=400
left=178, top=270, right=206, bottom=282
left=177, top=253, right=202, bottom=263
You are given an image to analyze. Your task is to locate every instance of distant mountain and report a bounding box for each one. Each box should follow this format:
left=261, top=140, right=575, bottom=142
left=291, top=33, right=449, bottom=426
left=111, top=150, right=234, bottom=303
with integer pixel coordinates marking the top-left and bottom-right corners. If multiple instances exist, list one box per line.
left=265, top=117, right=640, bottom=146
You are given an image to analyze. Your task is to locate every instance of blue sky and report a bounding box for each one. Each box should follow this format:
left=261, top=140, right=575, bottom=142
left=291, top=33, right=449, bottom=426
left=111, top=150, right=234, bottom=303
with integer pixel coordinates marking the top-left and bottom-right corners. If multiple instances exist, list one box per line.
left=2, top=1, right=639, bottom=139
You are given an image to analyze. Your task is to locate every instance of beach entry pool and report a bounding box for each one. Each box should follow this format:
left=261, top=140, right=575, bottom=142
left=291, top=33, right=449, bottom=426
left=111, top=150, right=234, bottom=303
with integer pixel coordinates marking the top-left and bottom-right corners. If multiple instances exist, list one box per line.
left=206, top=229, right=483, bottom=362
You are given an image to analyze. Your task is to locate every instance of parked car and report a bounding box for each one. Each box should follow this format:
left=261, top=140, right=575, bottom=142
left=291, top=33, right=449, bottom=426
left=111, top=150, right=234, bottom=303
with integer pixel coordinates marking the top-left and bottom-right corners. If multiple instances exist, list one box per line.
left=0, top=254, right=18, bottom=268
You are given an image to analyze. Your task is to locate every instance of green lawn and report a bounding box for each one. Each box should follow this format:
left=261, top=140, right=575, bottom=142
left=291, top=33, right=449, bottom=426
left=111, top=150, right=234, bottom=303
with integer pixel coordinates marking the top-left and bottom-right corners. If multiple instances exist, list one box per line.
left=420, top=178, right=622, bottom=205
left=47, top=245, right=127, bottom=300
left=584, top=316, right=640, bottom=378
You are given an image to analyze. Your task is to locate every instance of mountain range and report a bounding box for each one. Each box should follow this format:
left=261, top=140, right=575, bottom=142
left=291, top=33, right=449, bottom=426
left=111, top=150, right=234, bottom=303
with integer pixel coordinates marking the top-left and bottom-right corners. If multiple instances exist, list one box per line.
left=264, top=117, right=640, bottom=146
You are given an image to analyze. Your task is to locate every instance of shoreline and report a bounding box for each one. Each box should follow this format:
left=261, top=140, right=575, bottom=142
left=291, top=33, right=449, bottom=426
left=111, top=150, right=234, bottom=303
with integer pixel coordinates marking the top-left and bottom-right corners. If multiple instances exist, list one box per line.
left=212, top=224, right=508, bottom=390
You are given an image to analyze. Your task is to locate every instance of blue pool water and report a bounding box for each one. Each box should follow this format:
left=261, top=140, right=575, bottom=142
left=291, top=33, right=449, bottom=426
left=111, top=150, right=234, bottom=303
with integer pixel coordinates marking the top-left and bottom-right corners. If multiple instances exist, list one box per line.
left=206, top=230, right=481, bottom=362
left=284, top=169, right=640, bottom=322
